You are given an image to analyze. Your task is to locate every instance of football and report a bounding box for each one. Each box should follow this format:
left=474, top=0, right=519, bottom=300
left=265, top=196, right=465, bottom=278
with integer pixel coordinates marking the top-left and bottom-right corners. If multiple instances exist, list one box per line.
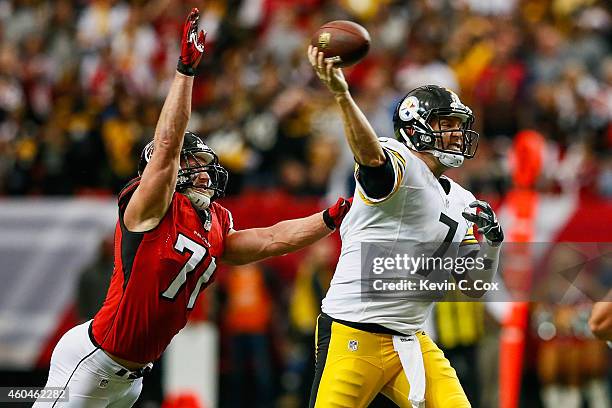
left=310, top=20, right=370, bottom=67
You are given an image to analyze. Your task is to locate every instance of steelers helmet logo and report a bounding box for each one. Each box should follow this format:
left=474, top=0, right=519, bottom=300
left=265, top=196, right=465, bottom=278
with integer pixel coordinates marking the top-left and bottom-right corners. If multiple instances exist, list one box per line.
left=398, top=96, right=419, bottom=121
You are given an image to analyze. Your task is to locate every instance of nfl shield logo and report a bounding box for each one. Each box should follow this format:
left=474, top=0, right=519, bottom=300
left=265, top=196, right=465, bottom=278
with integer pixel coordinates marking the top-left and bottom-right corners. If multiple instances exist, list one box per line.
left=98, top=378, right=109, bottom=389
left=348, top=340, right=358, bottom=352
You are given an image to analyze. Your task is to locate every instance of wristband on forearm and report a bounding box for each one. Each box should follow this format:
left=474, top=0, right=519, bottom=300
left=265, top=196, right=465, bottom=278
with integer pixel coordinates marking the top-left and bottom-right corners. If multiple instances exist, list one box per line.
left=322, top=210, right=336, bottom=230
left=177, top=58, right=197, bottom=76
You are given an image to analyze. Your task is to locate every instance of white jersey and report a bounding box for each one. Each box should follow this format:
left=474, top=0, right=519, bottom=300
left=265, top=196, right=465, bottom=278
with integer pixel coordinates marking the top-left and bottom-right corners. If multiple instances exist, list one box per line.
left=321, top=138, right=478, bottom=335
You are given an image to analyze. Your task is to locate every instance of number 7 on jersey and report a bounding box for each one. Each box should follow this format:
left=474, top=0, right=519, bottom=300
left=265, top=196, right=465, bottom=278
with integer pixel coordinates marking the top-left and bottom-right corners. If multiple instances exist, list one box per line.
left=161, top=233, right=216, bottom=309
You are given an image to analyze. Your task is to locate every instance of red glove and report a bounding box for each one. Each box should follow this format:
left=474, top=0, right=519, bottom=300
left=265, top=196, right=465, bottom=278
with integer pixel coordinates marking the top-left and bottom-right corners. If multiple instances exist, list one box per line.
left=177, top=8, right=206, bottom=76
left=323, top=197, right=353, bottom=230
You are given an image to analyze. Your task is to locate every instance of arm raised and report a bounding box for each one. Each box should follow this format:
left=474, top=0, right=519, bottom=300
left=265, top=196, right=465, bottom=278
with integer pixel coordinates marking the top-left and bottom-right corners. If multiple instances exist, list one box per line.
left=308, top=46, right=385, bottom=167
left=124, top=9, right=206, bottom=232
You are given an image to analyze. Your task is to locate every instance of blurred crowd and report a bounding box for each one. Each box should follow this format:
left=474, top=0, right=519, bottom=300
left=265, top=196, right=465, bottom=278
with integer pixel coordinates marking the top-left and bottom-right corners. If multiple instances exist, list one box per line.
left=0, top=0, right=610, bottom=200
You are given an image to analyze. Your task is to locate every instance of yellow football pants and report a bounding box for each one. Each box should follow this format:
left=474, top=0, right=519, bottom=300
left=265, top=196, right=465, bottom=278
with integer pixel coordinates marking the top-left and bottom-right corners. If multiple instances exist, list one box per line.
left=309, top=314, right=470, bottom=408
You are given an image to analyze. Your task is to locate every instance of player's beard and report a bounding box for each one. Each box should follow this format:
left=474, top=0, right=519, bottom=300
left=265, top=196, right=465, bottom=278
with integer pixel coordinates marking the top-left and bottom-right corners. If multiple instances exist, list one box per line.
left=186, top=188, right=213, bottom=210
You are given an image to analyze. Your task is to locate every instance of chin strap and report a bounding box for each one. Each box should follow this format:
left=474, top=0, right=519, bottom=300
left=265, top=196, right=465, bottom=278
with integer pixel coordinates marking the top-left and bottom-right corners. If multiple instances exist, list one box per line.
left=186, top=189, right=211, bottom=210
left=429, top=150, right=464, bottom=168
left=399, top=129, right=465, bottom=168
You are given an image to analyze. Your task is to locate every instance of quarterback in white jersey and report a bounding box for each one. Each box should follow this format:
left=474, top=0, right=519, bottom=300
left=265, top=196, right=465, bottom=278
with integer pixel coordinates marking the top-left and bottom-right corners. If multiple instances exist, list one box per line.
left=307, top=46, right=504, bottom=408
left=323, top=136, right=481, bottom=334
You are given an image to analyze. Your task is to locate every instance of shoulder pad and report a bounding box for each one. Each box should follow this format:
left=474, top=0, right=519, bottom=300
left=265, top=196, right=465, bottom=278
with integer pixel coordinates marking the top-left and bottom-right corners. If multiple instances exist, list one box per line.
left=380, top=137, right=409, bottom=152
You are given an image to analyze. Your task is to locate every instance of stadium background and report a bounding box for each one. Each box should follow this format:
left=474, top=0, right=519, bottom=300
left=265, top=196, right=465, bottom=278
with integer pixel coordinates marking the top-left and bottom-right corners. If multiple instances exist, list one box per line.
left=0, top=0, right=610, bottom=407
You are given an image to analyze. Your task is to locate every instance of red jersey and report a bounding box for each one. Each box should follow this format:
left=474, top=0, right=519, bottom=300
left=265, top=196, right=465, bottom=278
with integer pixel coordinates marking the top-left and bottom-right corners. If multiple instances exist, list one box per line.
left=91, top=179, right=233, bottom=363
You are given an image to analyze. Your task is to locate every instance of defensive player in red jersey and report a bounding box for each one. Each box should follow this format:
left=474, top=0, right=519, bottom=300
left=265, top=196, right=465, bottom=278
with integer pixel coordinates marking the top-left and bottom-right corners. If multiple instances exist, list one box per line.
left=35, top=9, right=351, bottom=407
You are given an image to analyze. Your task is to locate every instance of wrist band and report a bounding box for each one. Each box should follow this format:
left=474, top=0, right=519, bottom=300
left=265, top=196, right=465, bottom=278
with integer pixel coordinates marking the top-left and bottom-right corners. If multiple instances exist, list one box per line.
left=177, top=58, right=196, bottom=76
left=322, top=210, right=336, bottom=230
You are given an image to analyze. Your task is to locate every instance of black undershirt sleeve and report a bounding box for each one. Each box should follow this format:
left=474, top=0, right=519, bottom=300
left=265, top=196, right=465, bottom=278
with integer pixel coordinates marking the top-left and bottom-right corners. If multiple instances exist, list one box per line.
left=356, top=150, right=396, bottom=199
